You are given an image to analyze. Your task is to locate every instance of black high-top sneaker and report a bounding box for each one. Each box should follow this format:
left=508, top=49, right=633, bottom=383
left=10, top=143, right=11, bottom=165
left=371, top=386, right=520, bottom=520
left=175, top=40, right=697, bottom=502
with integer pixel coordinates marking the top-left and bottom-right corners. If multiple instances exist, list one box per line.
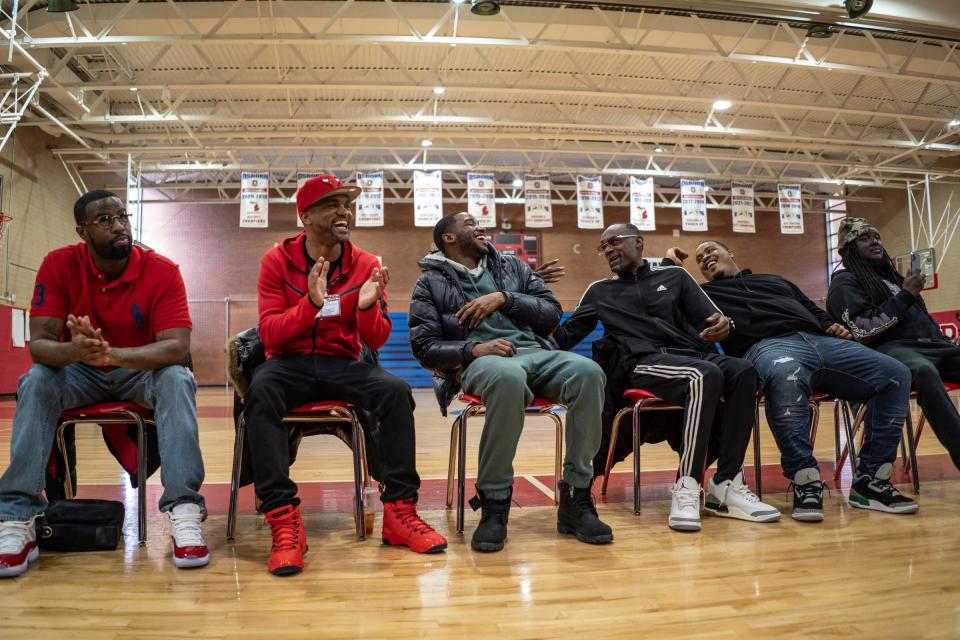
left=556, top=481, right=613, bottom=544
left=469, top=489, right=511, bottom=552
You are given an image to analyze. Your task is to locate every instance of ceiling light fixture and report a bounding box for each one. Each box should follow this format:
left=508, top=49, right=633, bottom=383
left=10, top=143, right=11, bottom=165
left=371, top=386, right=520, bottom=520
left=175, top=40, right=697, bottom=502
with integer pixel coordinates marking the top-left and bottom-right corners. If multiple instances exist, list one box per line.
left=844, top=0, right=873, bottom=19
left=433, top=86, right=446, bottom=95
left=421, top=139, right=433, bottom=147
left=470, top=0, right=500, bottom=16
left=129, top=87, right=139, bottom=93
left=512, top=178, right=523, bottom=188
left=654, top=146, right=665, bottom=153
left=712, top=99, right=732, bottom=111
left=949, top=119, right=960, bottom=127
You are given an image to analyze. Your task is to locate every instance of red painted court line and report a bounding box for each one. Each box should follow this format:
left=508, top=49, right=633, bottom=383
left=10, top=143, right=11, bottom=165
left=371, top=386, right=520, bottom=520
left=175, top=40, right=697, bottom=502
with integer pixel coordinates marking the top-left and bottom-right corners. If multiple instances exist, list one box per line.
left=55, top=475, right=556, bottom=516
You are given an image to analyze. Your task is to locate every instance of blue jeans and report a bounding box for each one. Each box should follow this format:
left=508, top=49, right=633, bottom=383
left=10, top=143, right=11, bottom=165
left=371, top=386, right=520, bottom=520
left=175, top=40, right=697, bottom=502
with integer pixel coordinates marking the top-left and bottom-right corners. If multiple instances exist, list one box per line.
left=744, top=332, right=911, bottom=478
left=0, top=363, right=205, bottom=521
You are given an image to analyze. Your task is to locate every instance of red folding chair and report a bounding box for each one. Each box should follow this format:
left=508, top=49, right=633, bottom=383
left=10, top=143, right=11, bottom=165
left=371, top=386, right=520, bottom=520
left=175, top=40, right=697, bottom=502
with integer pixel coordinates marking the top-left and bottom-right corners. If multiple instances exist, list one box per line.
left=226, top=400, right=372, bottom=541
left=446, top=393, right=564, bottom=535
left=601, top=388, right=764, bottom=514
left=54, top=402, right=152, bottom=545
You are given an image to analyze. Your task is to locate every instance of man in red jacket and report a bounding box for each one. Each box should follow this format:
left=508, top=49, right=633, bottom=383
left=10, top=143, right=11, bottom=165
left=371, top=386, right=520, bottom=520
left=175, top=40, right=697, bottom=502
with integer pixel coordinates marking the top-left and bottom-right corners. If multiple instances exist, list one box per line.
left=246, top=175, right=446, bottom=576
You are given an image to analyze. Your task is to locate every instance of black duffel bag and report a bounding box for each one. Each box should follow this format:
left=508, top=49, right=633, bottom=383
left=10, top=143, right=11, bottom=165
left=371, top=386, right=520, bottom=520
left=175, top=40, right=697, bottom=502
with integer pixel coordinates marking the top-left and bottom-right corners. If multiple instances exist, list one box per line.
left=36, top=499, right=125, bottom=552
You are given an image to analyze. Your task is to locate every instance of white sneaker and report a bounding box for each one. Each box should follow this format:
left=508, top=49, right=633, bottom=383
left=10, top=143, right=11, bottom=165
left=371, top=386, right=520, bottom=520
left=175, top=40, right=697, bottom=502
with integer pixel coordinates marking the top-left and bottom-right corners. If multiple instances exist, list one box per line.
left=669, top=476, right=702, bottom=531
left=168, top=503, right=210, bottom=569
left=0, top=517, right=39, bottom=578
left=705, top=471, right=781, bottom=523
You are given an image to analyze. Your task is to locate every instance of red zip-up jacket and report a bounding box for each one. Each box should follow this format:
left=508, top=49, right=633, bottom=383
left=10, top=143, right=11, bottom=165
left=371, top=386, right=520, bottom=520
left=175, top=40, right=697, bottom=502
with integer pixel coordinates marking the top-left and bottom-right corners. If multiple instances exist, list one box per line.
left=257, top=233, right=391, bottom=359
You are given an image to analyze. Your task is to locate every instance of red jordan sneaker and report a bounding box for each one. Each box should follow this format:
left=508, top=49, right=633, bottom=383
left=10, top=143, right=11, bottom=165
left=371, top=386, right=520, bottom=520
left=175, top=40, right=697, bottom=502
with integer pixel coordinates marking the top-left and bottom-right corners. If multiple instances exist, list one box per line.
left=381, top=497, right=447, bottom=554
left=265, top=504, right=307, bottom=576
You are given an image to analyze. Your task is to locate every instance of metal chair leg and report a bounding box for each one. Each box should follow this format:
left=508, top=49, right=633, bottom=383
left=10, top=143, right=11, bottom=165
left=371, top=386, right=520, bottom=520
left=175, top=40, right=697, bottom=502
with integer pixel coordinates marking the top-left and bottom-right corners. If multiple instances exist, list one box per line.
left=134, top=414, right=147, bottom=547
left=456, top=411, right=469, bottom=535
left=904, top=412, right=921, bottom=495
left=753, top=401, right=762, bottom=499
left=349, top=411, right=366, bottom=540
left=548, top=412, right=563, bottom=505
left=600, top=407, right=631, bottom=496
left=832, top=401, right=841, bottom=469
left=226, top=414, right=246, bottom=542
left=56, top=424, right=75, bottom=500
left=808, top=400, right=820, bottom=446
left=446, top=417, right=459, bottom=509
left=632, top=401, right=642, bottom=515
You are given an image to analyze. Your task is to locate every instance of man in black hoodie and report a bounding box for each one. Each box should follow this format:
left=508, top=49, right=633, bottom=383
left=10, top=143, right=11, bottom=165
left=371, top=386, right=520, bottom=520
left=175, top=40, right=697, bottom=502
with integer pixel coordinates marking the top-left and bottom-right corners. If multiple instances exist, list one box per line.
left=409, top=212, right=612, bottom=553
left=665, top=240, right=916, bottom=522
left=827, top=217, right=960, bottom=472
left=554, top=223, right=780, bottom=533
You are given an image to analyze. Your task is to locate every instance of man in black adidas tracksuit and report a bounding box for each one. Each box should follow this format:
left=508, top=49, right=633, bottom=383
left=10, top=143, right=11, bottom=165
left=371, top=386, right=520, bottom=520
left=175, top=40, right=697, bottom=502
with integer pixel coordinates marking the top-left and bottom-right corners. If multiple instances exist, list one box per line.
left=553, top=223, right=780, bottom=532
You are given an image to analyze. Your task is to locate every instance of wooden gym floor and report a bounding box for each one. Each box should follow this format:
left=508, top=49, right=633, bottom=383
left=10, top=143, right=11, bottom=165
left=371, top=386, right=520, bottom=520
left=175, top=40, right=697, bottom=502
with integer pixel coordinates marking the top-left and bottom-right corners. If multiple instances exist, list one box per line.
left=1, top=387, right=959, bottom=639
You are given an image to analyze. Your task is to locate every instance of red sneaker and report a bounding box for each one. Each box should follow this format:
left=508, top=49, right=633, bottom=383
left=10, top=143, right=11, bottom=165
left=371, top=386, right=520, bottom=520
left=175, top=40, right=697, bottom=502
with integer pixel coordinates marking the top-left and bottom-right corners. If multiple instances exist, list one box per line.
left=0, top=518, right=38, bottom=579
left=265, top=505, right=307, bottom=576
left=382, top=498, right=447, bottom=554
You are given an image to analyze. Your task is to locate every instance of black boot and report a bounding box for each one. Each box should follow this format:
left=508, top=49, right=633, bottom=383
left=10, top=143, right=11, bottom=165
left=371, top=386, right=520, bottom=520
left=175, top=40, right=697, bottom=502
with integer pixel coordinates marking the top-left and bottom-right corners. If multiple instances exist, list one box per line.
left=469, top=489, right=511, bottom=552
left=557, top=481, right=613, bottom=544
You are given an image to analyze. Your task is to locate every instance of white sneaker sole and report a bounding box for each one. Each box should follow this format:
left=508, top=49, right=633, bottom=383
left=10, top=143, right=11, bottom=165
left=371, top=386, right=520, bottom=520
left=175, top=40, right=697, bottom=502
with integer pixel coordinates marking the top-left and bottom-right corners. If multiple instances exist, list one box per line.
left=668, top=517, right=701, bottom=532
left=173, top=553, right=211, bottom=569
left=0, top=545, right=38, bottom=578
left=791, top=510, right=824, bottom=522
left=849, top=498, right=919, bottom=514
left=705, top=503, right=781, bottom=523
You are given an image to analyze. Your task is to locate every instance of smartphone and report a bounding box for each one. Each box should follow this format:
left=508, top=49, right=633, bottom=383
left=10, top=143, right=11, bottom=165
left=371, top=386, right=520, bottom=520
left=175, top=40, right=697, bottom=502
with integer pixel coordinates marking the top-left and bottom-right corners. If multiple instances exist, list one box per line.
left=910, top=251, right=924, bottom=274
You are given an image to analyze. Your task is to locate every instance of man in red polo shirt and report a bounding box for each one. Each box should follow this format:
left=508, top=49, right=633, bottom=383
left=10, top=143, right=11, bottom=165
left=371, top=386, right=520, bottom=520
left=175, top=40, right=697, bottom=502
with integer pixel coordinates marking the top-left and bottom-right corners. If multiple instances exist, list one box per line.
left=0, top=190, right=208, bottom=578
left=245, top=175, right=446, bottom=576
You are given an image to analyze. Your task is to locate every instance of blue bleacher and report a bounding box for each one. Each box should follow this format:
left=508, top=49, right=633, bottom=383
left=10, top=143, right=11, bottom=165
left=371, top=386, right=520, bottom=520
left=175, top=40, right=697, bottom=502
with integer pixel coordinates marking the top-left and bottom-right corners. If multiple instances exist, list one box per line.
left=382, top=312, right=604, bottom=389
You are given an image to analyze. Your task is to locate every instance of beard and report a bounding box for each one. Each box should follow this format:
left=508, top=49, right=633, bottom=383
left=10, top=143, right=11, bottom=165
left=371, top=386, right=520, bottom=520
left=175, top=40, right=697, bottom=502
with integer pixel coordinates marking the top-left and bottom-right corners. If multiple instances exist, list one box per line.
left=93, top=235, right=133, bottom=260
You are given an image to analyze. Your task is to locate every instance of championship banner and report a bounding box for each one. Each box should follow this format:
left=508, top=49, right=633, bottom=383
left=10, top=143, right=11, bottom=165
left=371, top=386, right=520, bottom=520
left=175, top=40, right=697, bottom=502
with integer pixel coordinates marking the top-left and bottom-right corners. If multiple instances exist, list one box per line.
left=630, top=176, right=656, bottom=231
left=576, top=175, right=604, bottom=229
left=355, top=171, right=384, bottom=227
left=523, top=174, right=553, bottom=228
left=467, top=172, right=496, bottom=227
left=680, top=179, right=708, bottom=231
left=240, top=171, right=269, bottom=228
left=295, top=171, right=323, bottom=227
left=778, top=183, right=804, bottom=234
left=730, top=181, right=755, bottom=233
left=414, top=169, right=443, bottom=227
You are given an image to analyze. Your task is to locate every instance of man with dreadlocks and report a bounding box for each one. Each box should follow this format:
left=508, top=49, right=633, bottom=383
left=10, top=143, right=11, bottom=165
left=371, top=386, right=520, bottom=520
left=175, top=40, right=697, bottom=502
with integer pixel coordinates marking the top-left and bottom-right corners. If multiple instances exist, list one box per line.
left=828, top=217, right=960, bottom=473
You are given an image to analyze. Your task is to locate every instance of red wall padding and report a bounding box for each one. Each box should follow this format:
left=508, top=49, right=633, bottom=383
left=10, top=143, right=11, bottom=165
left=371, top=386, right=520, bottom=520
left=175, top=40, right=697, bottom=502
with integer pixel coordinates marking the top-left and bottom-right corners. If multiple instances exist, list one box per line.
left=0, top=304, right=32, bottom=395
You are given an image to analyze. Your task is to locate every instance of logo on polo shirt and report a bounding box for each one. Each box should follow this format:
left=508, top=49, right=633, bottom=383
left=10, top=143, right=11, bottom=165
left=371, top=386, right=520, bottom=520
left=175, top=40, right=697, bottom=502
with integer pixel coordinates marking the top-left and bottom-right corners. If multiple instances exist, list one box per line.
left=33, top=284, right=45, bottom=307
left=656, top=285, right=668, bottom=292
left=132, top=303, right=146, bottom=328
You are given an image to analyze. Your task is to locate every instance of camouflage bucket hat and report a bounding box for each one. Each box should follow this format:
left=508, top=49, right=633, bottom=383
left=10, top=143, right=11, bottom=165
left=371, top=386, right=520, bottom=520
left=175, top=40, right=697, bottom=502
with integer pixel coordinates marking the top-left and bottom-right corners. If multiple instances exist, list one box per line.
left=837, top=217, right=878, bottom=251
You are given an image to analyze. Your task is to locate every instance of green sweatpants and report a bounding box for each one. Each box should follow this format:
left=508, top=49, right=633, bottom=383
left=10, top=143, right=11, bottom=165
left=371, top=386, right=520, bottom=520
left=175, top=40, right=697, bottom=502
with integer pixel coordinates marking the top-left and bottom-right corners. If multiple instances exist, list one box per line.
left=460, top=348, right=606, bottom=499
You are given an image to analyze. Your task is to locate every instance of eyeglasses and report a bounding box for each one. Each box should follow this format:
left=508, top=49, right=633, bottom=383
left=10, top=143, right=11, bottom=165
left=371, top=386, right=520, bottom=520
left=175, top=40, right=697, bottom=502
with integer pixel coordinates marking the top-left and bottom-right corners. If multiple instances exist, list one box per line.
left=596, top=234, right=639, bottom=253
left=82, top=212, right=133, bottom=230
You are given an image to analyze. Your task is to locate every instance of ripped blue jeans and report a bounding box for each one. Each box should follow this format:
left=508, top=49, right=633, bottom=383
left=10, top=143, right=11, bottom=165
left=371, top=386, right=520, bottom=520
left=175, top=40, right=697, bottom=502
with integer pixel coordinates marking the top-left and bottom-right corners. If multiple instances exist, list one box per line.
left=745, top=332, right=911, bottom=478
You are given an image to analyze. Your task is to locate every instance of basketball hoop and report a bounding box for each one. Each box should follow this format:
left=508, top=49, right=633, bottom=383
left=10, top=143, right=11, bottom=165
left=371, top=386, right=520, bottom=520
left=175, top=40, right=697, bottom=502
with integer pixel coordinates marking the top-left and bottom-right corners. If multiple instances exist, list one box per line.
left=0, top=212, right=11, bottom=244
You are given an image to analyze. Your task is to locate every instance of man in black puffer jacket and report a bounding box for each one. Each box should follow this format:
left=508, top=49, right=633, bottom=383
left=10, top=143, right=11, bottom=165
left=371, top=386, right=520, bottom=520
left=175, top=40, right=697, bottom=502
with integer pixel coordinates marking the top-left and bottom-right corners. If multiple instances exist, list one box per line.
left=409, top=212, right=612, bottom=553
